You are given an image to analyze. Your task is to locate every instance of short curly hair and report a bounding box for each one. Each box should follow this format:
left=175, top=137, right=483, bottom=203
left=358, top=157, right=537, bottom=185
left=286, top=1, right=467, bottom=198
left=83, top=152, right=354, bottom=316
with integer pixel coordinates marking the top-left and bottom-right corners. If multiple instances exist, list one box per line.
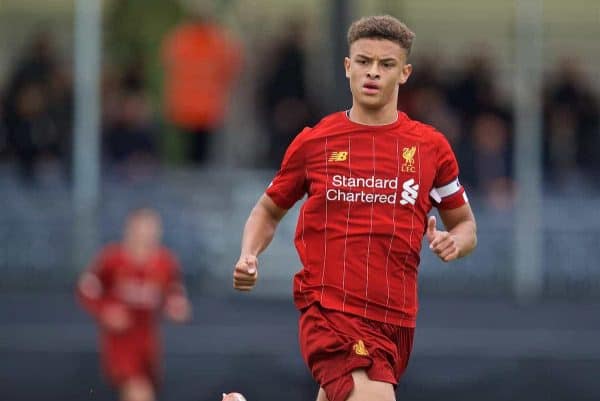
left=347, top=15, right=415, bottom=54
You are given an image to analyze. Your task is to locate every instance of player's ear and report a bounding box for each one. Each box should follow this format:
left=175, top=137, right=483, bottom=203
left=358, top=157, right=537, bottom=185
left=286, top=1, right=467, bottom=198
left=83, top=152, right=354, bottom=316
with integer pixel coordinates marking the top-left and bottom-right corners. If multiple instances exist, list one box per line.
left=344, top=57, right=351, bottom=78
left=399, top=63, right=413, bottom=85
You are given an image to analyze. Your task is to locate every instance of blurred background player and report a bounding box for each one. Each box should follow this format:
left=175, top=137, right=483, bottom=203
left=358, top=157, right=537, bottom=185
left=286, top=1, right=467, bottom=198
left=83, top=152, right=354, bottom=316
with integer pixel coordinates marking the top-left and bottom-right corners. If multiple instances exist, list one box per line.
left=76, top=208, right=192, bottom=401
left=257, top=17, right=318, bottom=168
left=233, top=15, right=477, bottom=401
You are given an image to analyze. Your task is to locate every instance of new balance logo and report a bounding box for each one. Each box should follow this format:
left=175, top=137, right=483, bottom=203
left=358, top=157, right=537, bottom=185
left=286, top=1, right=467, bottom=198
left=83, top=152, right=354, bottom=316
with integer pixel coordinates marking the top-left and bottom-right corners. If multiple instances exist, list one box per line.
left=353, top=340, right=369, bottom=356
left=328, top=151, right=348, bottom=162
left=399, top=178, right=419, bottom=205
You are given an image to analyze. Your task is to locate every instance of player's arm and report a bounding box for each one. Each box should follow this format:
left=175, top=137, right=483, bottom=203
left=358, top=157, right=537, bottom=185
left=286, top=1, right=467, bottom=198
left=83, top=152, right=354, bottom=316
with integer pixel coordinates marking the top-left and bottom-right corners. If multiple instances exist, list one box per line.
left=426, top=204, right=477, bottom=262
left=233, top=194, right=288, bottom=291
left=76, top=248, right=131, bottom=332
left=76, top=253, right=109, bottom=318
left=164, top=254, right=193, bottom=323
left=428, top=129, right=477, bottom=262
left=164, top=285, right=192, bottom=323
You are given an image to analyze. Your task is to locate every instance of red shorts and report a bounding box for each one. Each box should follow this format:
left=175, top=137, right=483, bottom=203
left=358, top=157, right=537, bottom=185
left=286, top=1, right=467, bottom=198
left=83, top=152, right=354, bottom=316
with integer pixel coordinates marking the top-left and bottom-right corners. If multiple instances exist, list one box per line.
left=299, top=304, right=414, bottom=401
left=101, top=332, right=160, bottom=387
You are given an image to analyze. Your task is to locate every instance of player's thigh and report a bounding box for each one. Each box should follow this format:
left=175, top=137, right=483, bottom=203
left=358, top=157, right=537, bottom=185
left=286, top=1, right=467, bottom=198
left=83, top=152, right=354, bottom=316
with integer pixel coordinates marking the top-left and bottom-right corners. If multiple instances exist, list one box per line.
left=316, top=387, right=329, bottom=401
left=346, top=369, right=395, bottom=401
left=120, top=376, right=155, bottom=401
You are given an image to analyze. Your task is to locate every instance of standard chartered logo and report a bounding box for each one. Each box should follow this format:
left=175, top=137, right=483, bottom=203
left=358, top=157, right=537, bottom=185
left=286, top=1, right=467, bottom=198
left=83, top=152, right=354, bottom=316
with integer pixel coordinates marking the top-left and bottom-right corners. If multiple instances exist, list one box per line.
left=326, top=175, right=418, bottom=206
left=399, top=178, right=419, bottom=205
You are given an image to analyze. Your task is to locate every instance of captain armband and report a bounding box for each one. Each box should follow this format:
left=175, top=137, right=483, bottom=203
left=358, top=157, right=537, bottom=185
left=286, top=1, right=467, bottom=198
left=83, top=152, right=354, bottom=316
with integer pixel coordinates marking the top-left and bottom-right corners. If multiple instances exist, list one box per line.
left=429, top=178, right=468, bottom=204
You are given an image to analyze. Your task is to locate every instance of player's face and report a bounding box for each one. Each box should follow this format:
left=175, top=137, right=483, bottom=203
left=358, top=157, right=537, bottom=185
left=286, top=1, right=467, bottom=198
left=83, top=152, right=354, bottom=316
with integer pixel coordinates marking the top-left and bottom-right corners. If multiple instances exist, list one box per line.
left=345, top=38, right=412, bottom=111
left=125, top=214, right=162, bottom=249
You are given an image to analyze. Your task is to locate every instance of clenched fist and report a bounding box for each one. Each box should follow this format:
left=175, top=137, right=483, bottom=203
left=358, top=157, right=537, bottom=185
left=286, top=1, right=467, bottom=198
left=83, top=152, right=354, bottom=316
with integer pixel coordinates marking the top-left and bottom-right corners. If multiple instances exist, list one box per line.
left=233, top=255, right=259, bottom=291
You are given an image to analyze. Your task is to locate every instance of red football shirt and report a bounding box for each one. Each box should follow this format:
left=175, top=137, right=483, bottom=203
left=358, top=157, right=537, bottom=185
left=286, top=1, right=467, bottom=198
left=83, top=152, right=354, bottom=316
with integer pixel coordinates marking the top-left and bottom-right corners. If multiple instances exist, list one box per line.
left=266, top=111, right=467, bottom=327
left=77, top=243, right=185, bottom=333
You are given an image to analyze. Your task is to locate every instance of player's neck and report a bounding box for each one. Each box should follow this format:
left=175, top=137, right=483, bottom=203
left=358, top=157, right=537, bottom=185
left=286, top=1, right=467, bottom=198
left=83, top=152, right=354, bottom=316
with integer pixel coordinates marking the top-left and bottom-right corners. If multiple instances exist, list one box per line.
left=125, top=242, right=156, bottom=265
left=347, top=104, right=398, bottom=126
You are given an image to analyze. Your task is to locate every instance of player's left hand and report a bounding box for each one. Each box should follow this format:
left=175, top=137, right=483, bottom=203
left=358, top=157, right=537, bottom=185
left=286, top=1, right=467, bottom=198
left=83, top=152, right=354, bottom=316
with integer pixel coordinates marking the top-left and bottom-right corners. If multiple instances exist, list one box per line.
left=164, top=295, right=192, bottom=323
left=426, top=216, right=460, bottom=262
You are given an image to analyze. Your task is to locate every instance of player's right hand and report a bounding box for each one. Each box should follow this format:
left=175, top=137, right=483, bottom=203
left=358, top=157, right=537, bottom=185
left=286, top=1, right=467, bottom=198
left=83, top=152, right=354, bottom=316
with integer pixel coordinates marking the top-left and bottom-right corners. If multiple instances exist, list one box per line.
left=233, top=255, right=258, bottom=291
left=100, top=304, right=131, bottom=333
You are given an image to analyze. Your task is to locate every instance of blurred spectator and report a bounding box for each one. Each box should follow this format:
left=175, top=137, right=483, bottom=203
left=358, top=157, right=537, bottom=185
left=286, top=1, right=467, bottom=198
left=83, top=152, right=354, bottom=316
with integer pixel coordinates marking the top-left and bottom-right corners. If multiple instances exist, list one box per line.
left=46, top=62, right=74, bottom=178
left=5, top=32, right=56, bottom=182
left=448, top=52, right=500, bottom=120
left=103, top=90, right=159, bottom=177
left=398, top=51, right=515, bottom=207
left=100, top=65, right=123, bottom=135
left=161, top=8, right=243, bottom=165
left=2, top=31, right=64, bottom=183
left=101, top=57, right=160, bottom=180
left=470, top=112, right=514, bottom=209
left=399, top=54, right=450, bottom=115
left=76, top=208, right=192, bottom=401
left=121, top=50, right=147, bottom=93
left=544, top=106, right=580, bottom=191
left=399, top=56, right=462, bottom=155
left=258, top=19, right=317, bottom=167
left=544, top=58, right=600, bottom=191
left=407, top=85, right=461, bottom=148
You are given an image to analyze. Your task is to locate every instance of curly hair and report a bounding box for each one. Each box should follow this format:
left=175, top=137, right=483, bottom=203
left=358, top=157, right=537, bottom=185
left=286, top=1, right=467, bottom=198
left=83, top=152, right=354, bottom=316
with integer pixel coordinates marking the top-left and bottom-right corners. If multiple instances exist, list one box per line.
left=347, top=15, right=415, bottom=54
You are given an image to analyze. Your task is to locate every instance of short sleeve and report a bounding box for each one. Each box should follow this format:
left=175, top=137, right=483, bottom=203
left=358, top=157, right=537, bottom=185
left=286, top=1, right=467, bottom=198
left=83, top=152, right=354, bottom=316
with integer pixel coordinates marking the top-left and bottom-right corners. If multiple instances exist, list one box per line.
left=164, top=250, right=187, bottom=297
left=430, top=133, right=468, bottom=210
left=265, top=128, right=309, bottom=209
left=76, top=246, right=116, bottom=318
left=84, top=247, right=114, bottom=293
